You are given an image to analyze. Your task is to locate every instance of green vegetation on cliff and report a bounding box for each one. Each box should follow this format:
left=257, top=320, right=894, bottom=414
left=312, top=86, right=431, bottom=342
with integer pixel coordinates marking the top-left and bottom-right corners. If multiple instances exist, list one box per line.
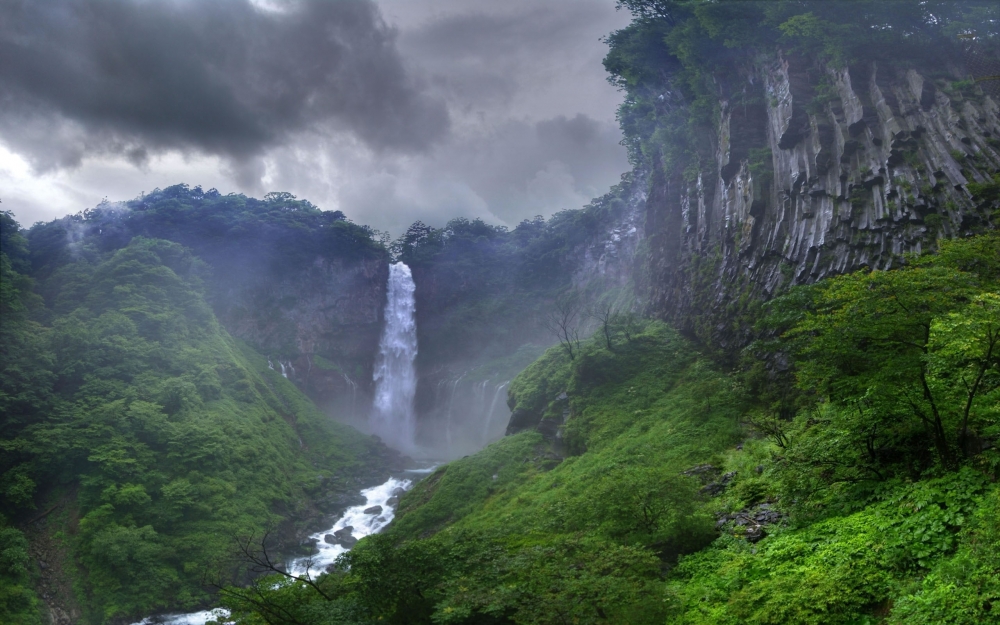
left=605, top=0, right=998, bottom=171
left=394, top=173, right=642, bottom=370
left=1, top=211, right=387, bottom=623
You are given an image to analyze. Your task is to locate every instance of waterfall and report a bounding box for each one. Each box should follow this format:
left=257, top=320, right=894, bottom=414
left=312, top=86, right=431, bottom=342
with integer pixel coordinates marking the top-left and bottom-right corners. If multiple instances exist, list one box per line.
left=444, top=371, right=467, bottom=450
left=342, top=373, right=358, bottom=416
left=279, top=362, right=287, bottom=378
left=482, top=381, right=510, bottom=444
left=371, top=263, right=418, bottom=452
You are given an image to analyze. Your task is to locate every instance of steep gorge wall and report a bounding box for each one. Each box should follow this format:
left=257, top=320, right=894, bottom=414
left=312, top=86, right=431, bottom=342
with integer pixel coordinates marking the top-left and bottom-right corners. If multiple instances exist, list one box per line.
left=644, top=56, right=999, bottom=351
left=406, top=175, right=647, bottom=455
left=214, top=255, right=388, bottom=419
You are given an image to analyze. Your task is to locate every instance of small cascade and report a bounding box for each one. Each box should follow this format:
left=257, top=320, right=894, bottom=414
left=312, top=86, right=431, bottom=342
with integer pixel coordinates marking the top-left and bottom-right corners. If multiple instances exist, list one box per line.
left=370, top=263, right=418, bottom=452
left=444, top=371, right=468, bottom=450
left=279, top=362, right=287, bottom=378
left=475, top=380, right=490, bottom=420
left=482, top=381, right=510, bottom=444
left=342, top=373, right=359, bottom=416
left=267, top=358, right=274, bottom=371
left=431, top=374, right=511, bottom=456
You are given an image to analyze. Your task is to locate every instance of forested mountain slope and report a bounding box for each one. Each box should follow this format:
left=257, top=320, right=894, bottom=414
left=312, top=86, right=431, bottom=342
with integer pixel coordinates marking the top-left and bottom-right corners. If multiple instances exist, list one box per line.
left=23, top=187, right=391, bottom=419
left=1, top=215, right=397, bottom=624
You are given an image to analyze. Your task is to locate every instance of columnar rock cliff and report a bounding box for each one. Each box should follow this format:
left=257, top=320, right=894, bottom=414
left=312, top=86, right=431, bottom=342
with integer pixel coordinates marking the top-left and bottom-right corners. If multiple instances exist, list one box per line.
left=643, top=57, right=999, bottom=350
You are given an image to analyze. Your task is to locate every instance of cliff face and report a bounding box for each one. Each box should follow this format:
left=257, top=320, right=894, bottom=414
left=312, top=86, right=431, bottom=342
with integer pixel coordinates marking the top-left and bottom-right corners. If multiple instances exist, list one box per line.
left=570, top=173, right=647, bottom=293
left=644, top=56, right=999, bottom=350
left=396, top=175, right=647, bottom=456
left=215, top=255, right=388, bottom=417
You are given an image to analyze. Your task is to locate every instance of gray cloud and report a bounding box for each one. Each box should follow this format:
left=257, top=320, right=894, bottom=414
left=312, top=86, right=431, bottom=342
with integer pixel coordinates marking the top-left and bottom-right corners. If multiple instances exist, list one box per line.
left=321, top=112, right=627, bottom=234
left=0, top=0, right=449, bottom=171
left=2, top=0, right=631, bottom=236
left=446, top=114, right=628, bottom=224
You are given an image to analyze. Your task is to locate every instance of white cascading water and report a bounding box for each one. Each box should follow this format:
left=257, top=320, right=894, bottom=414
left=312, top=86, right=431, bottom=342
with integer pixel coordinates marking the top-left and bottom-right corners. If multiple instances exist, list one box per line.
left=130, top=475, right=420, bottom=625
left=287, top=477, right=412, bottom=578
left=370, top=262, right=418, bottom=452
left=482, top=381, right=510, bottom=444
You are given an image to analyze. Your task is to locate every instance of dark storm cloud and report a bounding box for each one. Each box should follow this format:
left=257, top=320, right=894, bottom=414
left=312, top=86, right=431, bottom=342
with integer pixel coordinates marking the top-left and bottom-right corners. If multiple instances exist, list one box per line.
left=400, top=4, right=615, bottom=108
left=0, top=0, right=449, bottom=171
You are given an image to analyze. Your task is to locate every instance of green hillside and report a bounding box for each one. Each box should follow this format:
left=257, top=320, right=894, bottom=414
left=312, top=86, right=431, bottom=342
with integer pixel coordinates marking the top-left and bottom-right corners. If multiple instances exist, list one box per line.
left=216, top=233, right=999, bottom=625
left=1, top=219, right=389, bottom=624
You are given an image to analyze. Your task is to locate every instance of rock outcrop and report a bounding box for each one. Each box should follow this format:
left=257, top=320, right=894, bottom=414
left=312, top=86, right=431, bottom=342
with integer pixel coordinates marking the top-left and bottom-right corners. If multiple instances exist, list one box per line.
left=217, top=255, right=388, bottom=417
left=643, top=56, right=999, bottom=351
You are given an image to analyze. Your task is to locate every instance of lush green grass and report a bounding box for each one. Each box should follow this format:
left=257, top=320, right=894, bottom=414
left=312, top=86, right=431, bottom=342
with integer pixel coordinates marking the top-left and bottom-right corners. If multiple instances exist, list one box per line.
left=665, top=462, right=998, bottom=624
left=218, top=238, right=1000, bottom=624
left=220, top=321, right=746, bottom=624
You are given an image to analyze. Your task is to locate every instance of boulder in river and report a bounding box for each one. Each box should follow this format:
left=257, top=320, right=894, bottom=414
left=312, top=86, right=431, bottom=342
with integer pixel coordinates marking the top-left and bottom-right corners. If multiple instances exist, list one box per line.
left=363, top=505, right=383, bottom=515
left=334, top=526, right=354, bottom=538
left=328, top=526, right=358, bottom=548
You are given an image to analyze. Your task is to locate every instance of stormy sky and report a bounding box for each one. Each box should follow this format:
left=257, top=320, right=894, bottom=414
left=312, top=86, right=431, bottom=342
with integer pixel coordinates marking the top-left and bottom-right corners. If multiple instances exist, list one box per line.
left=1, top=0, right=631, bottom=235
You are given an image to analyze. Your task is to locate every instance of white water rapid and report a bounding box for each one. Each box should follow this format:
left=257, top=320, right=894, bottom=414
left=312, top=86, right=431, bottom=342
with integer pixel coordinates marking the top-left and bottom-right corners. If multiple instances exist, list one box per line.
left=370, top=262, right=418, bottom=452
left=288, top=476, right=411, bottom=578
left=131, top=476, right=414, bottom=625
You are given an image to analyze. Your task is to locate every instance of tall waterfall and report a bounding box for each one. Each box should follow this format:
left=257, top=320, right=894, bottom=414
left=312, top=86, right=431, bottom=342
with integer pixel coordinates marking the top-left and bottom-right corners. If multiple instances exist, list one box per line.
left=371, top=262, right=418, bottom=452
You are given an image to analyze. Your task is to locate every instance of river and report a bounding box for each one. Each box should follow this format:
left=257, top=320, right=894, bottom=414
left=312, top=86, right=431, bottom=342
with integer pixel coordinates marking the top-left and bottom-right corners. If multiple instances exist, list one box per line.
left=131, top=471, right=430, bottom=625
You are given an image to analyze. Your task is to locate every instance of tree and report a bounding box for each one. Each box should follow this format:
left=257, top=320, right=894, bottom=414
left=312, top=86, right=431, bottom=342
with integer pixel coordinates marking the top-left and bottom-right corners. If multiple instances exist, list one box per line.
left=542, top=292, right=583, bottom=360
left=784, top=251, right=998, bottom=470
left=589, top=301, right=618, bottom=351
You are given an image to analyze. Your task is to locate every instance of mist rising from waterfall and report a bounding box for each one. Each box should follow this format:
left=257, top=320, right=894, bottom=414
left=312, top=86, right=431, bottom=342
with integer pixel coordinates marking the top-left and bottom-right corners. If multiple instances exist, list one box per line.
left=371, top=262, right=418, bottom=452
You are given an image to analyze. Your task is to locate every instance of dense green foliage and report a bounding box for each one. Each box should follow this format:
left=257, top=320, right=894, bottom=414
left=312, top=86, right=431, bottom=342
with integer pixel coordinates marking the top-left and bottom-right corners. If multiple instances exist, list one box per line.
left=605, top=0, right=998, bottom=170
left=0, top=515, right=41, bottom=625
left=26, top=185, right=386, bottom=283
left=23, top=185, right=389, bottom=361
left=394, top=174, right=641, bottom=369
left=218, top=321, right=744, bottom=623
left=218, top=234, right=999, bottom=625
left=1, top=214, right=385, bottom=623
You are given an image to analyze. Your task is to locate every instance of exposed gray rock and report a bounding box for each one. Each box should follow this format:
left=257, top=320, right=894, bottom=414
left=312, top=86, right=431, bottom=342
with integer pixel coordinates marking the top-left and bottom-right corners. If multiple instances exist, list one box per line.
left=643, top=54, right=999, bottom=349
left=700, top=471, right=737, bottom=496
left=333, top=526, right=354, bottom=538
left=717, top=503, right=786, bottom=543
left=506, top=408, right=542, bottom=435
left=363, top=505, right=383, bottom=515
